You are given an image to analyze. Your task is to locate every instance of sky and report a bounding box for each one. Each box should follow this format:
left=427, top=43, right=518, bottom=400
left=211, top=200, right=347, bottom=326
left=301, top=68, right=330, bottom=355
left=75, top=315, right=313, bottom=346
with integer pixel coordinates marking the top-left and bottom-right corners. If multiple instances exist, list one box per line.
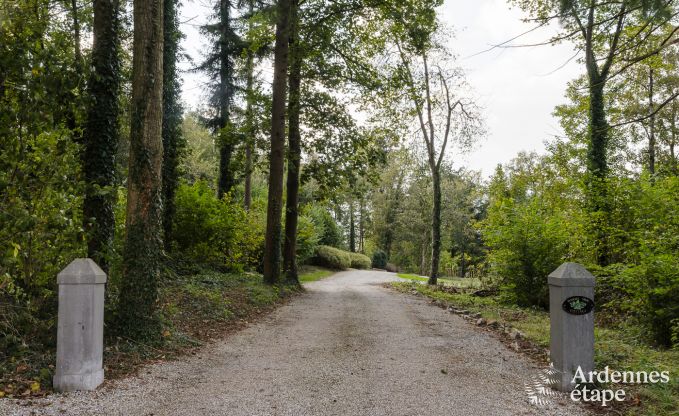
left=178, top=0, right=584, bottom=178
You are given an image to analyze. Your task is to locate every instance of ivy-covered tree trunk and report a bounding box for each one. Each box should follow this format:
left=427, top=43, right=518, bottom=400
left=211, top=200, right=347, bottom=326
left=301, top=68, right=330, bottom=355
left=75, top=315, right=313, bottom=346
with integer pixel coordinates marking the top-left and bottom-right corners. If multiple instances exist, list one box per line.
left=82, top=0, right=121, bottom=272
left=161, top=0, right=184, bottom=249
left=263, top=0, right=291, bottom=285
left=282, top=0, right=301, bottom=286
left=648, top=67, right=655, bottom=176
left=428, top=169, right=441, bottom=285
left=118, top=0, right=164, bottom=339
left=587, top=77, right=611, bottom=266
left=217, top=0, right=235, bottom=199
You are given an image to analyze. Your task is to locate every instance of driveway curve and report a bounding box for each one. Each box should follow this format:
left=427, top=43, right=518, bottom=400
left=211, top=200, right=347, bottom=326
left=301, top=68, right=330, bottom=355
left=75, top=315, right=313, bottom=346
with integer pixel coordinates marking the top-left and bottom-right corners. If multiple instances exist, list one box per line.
left=0, top=270, right=588, bottom=415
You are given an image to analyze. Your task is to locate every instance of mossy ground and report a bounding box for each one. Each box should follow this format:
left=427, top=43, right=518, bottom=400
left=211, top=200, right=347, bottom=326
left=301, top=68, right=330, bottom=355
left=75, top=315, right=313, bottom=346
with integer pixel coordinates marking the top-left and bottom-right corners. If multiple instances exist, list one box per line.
left=391, top=281, right=679, bottom=416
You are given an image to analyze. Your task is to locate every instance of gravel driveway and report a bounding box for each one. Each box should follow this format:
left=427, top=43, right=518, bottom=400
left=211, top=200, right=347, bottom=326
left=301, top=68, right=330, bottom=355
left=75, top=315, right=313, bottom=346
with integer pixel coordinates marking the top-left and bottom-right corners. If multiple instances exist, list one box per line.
left=0, top=270, right=588, bottom=415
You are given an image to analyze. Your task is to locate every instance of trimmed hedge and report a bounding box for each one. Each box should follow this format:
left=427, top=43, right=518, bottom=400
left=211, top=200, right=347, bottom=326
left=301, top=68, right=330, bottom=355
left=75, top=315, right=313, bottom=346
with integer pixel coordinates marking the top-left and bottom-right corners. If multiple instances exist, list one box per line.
left=349, top=252, right=371, bottom=269
left=313, top=245, right=351, bottom=270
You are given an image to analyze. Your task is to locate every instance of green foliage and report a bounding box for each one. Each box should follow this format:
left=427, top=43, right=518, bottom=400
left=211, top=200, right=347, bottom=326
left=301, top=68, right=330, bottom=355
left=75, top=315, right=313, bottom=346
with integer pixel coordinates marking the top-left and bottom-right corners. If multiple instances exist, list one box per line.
left=615, top=256, right=679, bottom=348
left=371, top=250, right=388, bottom=269
left=172, top=181, right=263, bottom=271
left=312, top=245, right=351, bottom=270
left=295, top=210, right=321, bottom=264
left=349, top=252, right=371, bottom=269
left=306, top=205, right=343, bottom=248
left=481, top=153, right=589, bottom=308
left=484, top=197, right=574, bottom=309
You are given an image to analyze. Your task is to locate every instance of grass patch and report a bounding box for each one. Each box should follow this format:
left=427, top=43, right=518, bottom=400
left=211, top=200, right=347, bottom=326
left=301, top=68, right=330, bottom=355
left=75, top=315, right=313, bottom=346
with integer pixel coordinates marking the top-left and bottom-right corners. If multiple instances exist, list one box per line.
left=391, top=281, right=679, bottom=416
left=397, top=273, right=482, bottom=289
left=299, top=266, right=335, bottom=283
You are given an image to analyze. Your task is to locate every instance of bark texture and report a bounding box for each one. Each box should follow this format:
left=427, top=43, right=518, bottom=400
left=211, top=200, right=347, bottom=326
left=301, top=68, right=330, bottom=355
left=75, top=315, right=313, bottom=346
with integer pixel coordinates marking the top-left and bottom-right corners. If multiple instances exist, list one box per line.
left=217, top=0, right=235, bottom=199
left=162, top=0, right=183, bottom=249
left=263, top=0, right=291, bottom=284
left=82, top=0, right=121, bottom=272
left=243, top=0, right=255, bottom=210
left=282, top=0, right=301, bottom=285
left=118, top=0, right=164, bottom=338
left=428, top=170, right=441, bottom=285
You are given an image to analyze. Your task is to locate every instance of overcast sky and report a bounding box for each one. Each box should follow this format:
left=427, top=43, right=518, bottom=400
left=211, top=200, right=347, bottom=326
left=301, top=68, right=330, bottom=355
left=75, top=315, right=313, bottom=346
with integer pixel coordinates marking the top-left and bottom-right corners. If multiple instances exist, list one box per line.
left=178, top=0, right=583, bottom=177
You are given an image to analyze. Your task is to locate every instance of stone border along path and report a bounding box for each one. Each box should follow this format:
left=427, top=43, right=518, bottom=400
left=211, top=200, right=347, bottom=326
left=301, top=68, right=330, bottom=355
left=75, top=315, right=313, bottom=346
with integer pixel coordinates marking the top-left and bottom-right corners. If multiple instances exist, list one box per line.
left=0, top=270, right=590, bottom=415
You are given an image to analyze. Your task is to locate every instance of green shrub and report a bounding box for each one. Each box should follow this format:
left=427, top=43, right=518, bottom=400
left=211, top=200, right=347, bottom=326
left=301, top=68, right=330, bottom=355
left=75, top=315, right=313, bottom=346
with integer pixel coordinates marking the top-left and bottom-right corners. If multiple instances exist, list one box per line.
left=483, top=198, right=574, bottom=309
left=610, top=256, right=679, bottom=348
left=307, top=206, right=343, bottom=248
left=372, top=249, right=387, bottom=269
left=312, top=245, right=351, bottom=270
left=296, top=209, right=321, bottom=264
left=172, top=181, right=262, bottom=271
left=349, top=252, right=371, bottom=269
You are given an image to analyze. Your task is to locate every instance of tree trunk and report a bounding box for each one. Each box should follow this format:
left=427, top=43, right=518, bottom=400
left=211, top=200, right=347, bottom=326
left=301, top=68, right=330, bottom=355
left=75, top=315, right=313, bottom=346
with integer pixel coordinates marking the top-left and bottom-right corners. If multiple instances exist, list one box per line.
left=359, top=198, right=364, bottom=252
left=162, top=0, right=183, bottom=250
left=263, top=0, right=291, bottom=285
left=282, top=0, right=301, bottom=285
left=428, top=169, right=441, bottom=285
left=587, top=77, right=611, bottom=266
left=243, top=0, right=255, bottom=210
left=648, top=66, right=656, bottom=177
left=118, top=0, right=164, bottom=338
left=349, top=200, right=356, bottom=252
left=82, top=0, right=121, bottom=272
left=217, top=0, right=234, bottom=199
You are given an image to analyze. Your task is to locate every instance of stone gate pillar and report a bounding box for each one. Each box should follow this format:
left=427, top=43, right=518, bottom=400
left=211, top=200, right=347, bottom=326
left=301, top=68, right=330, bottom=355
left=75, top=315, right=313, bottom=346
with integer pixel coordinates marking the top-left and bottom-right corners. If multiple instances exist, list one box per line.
left=54, top=258, right=106, bottom=392
left=548, top=262, right=595, bottom=392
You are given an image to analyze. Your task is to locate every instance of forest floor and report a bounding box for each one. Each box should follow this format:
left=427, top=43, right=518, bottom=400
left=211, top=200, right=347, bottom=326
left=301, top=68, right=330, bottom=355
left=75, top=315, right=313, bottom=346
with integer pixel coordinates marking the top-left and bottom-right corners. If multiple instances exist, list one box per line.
left=0, top=269, right=586, bottom=415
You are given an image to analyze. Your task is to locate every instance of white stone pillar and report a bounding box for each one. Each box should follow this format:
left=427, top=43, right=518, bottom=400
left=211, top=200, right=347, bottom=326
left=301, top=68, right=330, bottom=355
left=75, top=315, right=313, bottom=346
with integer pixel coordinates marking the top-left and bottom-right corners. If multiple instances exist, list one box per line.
left=548, top=262, right=595, bottom=392
left=54, top=258, right=106, bottom=392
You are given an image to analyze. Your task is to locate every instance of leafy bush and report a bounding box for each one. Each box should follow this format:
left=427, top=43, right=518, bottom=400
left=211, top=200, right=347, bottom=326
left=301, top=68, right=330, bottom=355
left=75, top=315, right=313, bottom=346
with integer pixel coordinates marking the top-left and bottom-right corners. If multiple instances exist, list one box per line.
left=372, top=249, right=387, bottom=269
left=349, top=252, right=371, bottom=269
left=483, top=197, right=575, bottom=309
left=609, top=256, right=679, bottom=348
left=172, top=181, right=262, bottom=271
left=307, top=205, right=343, bottom=248
left=312, top=245, right=351, bottom=270
left=296, top=209, right=321, bottom=264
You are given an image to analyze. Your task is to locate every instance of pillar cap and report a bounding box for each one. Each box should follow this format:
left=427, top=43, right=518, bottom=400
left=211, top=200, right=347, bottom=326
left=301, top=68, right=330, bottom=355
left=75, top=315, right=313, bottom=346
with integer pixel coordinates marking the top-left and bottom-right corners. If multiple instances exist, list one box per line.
left=548, top=262, right=595, bottom=287
left=57, top=258, right=107, bottom=285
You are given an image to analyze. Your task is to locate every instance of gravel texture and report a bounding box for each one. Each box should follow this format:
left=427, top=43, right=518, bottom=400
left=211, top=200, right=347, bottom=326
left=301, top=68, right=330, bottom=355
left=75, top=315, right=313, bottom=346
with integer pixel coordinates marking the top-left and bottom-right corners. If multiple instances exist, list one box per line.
left=0, top=270, right=589, bottom=415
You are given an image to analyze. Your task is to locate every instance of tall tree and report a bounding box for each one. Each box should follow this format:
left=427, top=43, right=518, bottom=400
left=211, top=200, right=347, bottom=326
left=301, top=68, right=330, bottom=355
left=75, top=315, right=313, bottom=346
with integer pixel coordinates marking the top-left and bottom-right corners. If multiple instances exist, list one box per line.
left=282, top=0, right=302, bottom=284
left=243, top=0, right=256, bottom=210
left=118, top=0, right=164, bottom=338
left=82, top=0, right=121, bottom=272
left=393, top=43, right=481, bottom=284
left=263, top=0, right=292, bottom=284
left=199, top=0, right=241, bottom=198
left=512, top=0, right=678, bottom=265
left=161, top=0, right=185, bottom=248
